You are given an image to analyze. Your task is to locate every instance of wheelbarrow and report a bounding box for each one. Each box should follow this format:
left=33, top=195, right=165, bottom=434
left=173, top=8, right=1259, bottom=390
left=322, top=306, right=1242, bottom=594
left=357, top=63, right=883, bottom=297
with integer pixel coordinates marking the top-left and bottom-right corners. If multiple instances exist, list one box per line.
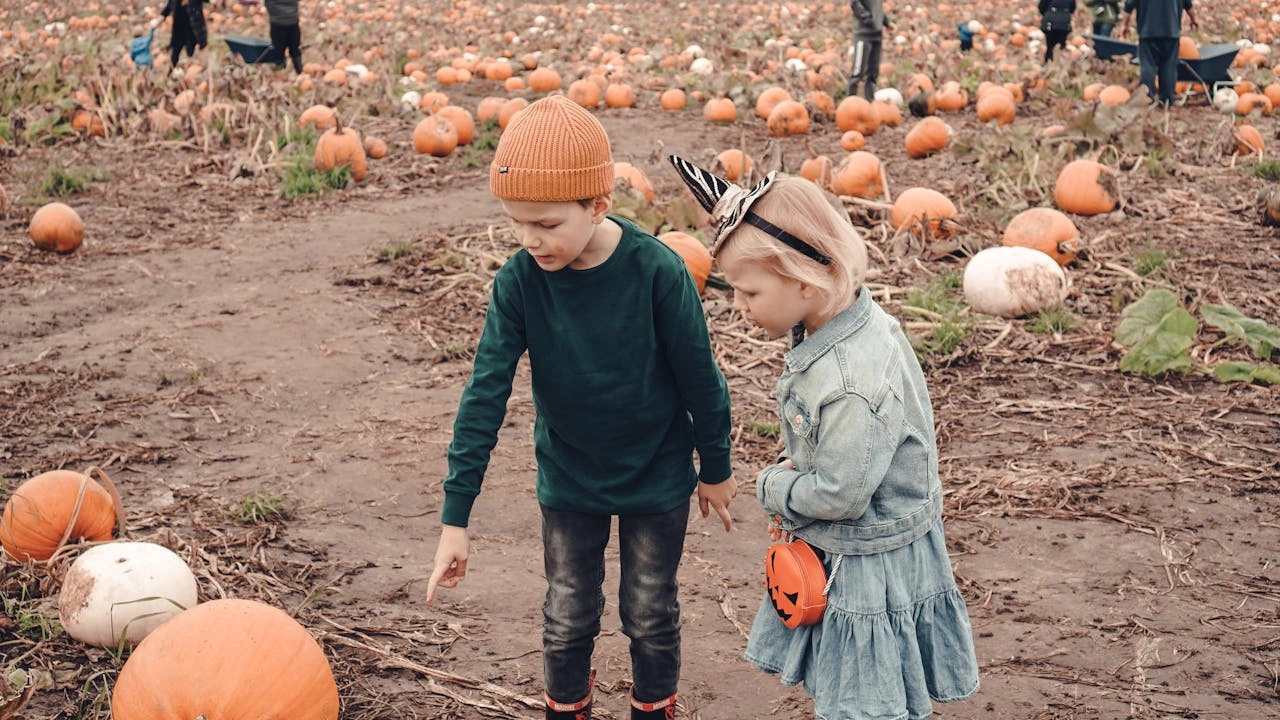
left=130, top=27, right=156, bottom=68
left=1089, top=34, right=1238, bottom=100
left=224, top=35, right=284, bottom=65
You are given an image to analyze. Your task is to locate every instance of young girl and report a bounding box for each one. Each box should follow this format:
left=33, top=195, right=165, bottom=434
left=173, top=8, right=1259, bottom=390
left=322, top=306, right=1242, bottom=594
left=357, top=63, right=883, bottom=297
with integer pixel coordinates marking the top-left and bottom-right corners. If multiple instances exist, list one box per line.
left=671, top=157, right=981, bottom=720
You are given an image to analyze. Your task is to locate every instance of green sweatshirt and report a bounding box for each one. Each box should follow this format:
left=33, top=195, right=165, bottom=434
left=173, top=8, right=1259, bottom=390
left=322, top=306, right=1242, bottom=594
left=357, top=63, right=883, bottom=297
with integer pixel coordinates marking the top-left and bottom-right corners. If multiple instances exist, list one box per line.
left=440, top=216, right=733, bottom=527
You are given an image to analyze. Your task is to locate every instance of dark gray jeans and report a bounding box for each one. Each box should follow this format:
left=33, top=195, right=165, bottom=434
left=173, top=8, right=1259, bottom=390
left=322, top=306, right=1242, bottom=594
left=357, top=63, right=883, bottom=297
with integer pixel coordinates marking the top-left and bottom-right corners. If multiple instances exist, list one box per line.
left=848, top=33, right=882, bottom=100
left=1139, top=37, right=1180, bottom=106
left=541, top=503, right=689, bottom=705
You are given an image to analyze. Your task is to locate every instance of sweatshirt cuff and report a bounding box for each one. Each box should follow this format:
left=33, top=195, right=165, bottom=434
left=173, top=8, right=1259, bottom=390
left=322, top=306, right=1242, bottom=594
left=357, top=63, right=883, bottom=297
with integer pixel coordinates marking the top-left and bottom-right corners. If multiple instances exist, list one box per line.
left=440, top=492, right=477, bottom=528
left=697, top=450, right=733, bottom=485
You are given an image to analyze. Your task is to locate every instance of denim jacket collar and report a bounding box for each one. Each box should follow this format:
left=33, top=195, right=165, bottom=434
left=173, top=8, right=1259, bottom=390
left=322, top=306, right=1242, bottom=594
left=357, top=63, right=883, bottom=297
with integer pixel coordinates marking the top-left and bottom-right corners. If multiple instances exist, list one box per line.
left=785, top=288, right=872, bottom=372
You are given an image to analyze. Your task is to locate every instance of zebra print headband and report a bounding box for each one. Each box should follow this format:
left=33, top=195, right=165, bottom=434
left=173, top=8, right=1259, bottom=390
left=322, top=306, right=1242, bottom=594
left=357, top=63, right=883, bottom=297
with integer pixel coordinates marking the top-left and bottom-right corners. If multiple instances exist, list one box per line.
left=668, top=155, right=831, bottom=265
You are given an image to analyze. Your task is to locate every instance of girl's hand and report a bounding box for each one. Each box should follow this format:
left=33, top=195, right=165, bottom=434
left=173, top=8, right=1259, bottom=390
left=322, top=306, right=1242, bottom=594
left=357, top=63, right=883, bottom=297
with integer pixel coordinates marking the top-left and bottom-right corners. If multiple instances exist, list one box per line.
left=426, top=525, right=470, bottom=603
left=767, top=514, right=791, bottom=543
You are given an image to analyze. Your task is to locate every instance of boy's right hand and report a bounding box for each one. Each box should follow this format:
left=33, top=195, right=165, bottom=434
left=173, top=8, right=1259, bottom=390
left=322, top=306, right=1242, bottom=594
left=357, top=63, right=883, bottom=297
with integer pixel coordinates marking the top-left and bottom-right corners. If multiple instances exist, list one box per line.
left=426, top=525, right=470, bottom=603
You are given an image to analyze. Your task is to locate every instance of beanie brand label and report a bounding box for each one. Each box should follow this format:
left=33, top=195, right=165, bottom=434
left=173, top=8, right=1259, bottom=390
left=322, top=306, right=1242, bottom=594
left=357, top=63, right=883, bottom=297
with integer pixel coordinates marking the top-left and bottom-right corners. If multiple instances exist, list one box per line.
left=498, top=166, right=510, bottom=173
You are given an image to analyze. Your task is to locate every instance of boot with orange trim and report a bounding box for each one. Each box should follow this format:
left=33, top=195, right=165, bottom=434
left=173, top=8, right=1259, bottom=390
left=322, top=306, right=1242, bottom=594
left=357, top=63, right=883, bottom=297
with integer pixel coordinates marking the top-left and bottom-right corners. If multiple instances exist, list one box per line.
left=545, top=669, right=595, bottom=720
left=630, top=691, right=677, bottom=719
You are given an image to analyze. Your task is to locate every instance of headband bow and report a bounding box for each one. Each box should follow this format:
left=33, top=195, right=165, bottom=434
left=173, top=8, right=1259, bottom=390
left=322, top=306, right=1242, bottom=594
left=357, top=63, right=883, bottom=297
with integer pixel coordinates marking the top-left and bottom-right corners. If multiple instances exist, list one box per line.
left=668, top=155, right=831, bottom=265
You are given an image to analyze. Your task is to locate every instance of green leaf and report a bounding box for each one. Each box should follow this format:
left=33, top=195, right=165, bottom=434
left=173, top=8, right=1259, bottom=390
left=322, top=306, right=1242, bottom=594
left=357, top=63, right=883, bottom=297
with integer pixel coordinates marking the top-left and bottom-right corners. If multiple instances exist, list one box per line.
left=1200, top=303, right=1280, bottom=360
left=1116, top=289, right=1198, bottom=376
left=1212, top=361, right=1280, bottom=385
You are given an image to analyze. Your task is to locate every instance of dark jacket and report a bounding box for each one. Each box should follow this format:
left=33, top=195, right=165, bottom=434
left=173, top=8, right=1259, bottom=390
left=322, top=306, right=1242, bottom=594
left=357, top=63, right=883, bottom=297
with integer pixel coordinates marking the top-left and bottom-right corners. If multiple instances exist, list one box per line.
left=264, top=0, right=300, bottom=26
left=1123, top=0, right=1192, bottom=38
left=851, top=0, right=888, bottom=36
left=1039, top=0, right=1077, bottom=33
left=162, top=0, right=207, bottom=51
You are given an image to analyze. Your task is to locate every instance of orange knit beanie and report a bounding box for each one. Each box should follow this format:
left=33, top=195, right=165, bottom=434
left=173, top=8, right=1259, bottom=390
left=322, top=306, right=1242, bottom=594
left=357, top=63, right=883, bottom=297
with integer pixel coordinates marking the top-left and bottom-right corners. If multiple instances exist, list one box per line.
left=490, top=94, right=614, bottom=202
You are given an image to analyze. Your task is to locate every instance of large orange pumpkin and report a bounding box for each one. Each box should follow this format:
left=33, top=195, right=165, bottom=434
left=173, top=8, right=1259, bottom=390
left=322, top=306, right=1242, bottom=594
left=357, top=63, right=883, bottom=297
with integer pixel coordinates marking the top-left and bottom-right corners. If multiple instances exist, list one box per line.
left=435, top=105, right=475, bottom=146
left=613, top=162, right=655, bottom=202
left=1001, top=207, right=1079, bottom=266
left=712, top=149, right=753, bottom=183
left=1, top=467, right=122, bottom=562
left=765, top=100, right=810, bottom=136
left=29, top=202, right=86, bottom=253
left=1053, top=159, right=1119, bottom=216
left=567, top=78, right=601, bottom=108
left=658, top=231, right=712, bottom=294
left=703, top=97, right=737, bottom=123
left=835, top=96, right=880, bottom=135
left=111, top=598, right=340, bottom=720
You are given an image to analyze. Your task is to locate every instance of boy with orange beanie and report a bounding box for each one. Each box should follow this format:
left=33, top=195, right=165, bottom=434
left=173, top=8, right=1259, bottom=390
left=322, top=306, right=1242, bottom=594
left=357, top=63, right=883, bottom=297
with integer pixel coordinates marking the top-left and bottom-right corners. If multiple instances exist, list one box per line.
left=425, top=94, right=737, bottom=720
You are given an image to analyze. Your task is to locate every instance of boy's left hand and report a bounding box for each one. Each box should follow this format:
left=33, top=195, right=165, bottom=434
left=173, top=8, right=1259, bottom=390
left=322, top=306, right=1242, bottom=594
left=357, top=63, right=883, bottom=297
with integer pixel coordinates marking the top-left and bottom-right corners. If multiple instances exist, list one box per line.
left=697, top=475, right=737, bottom=532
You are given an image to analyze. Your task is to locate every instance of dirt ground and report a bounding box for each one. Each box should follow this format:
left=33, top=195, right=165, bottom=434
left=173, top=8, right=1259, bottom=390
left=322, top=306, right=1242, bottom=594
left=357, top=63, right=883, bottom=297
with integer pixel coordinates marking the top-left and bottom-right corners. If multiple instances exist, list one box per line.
left=3, top=86, right=1279, bottom=720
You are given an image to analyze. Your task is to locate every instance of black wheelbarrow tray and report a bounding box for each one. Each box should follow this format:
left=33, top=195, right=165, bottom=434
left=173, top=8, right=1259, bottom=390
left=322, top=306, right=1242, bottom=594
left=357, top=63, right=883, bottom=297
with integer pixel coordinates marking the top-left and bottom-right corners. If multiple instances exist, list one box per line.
left=224, top=35, right=284, bottom=64
left=1089, top=34, right=1238, bottom=99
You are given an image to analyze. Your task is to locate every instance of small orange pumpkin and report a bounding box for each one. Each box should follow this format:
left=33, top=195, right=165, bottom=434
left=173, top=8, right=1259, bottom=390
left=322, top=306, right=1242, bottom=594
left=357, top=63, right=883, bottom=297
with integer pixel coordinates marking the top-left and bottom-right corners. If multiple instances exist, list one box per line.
left=755, top=86, right=793, bottom=120
left=413, top=115, right=459, bottom=157
left=527, top=66, right=562, bottom=92
left=765, top=539, right=827, bottom=629
left=712, top=148, right=753, bottom=183
left=891, top=187, right=958, bottom=238
left=435, top=105, right=475, bottom=146
left=111, top=599, right=340, bottom=720
left=363, top=135, right=388, bottom=159
left=1234, top=124, right=1265, bottom=155
left=659, top=88, right=687, bottom=111
left=765, top=100, right=810, bottom=136
left=703, top=97, right=737, bottom=124
left=830, top=151, right=883, bottom=199
left=799, top=155, right=834, bottom=190
left=613, top=162, right=655, bottom=202
left=1054, top=159, right=1119, bottom=216
left=498, top=98, right=530, bottom=130
left=658, top=231, right=712, bottom=294
left=567, top=78, right=602, bottom=108
left=835, top=95, right=880, bottom=135
left=904, top=117, right=949, bottom=158
left=298, top=105, right=337, bottom=131
left=29, top=202, right=86, bottom=253
left=975, top=88, right=1017, bottom=125
left=1, top=467, right=123, bottom=562
left=1001, top=207, right=1080, bottom=266
left=603, top=82, right=636, bottom=109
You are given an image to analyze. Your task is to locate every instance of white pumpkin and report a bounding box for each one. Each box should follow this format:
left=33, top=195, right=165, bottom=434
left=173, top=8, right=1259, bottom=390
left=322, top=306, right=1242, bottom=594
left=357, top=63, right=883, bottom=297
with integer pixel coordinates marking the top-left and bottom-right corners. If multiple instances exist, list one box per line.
left=963, top=246, right=1070, bottom=318
left=59, top=541, right=198, bottom=647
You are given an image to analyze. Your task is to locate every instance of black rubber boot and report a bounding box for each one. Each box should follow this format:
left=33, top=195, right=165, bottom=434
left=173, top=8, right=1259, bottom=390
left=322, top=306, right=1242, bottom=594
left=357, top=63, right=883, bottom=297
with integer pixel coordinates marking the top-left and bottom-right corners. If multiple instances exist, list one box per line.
left=630, top=691, right=677, bottom=719
left=545, top=669, right=595, bottom=720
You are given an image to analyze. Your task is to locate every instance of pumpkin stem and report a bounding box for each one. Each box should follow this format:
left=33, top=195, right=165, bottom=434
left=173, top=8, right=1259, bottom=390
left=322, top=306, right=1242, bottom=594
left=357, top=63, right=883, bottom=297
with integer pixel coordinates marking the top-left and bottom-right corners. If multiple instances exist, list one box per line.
left=333, top=111, right=344, bottom=135
left=87, top=466, right=126, bottom=541
left=48, top=470, right=95, bottom=564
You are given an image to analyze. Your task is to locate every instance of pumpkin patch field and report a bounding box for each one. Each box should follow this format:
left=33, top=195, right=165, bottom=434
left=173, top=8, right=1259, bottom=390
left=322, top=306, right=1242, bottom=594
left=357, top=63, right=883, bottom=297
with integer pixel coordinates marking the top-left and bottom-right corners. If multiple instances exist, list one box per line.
left=2, top=0, right=1279, bottom=718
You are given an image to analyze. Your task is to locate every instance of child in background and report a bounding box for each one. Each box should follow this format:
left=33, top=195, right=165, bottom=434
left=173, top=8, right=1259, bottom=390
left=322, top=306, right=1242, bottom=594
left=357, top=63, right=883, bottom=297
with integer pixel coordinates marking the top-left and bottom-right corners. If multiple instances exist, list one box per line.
left=958, top=20, right=977, bottom=51
left=157, top=0, right=208, bottom=69
left=426, top=95, right=737, bottom=720
left=670, top=157, right=981, bottom=720
left=848, top=0, right=891, bottom=100
left=1086, top=0, right=1122, bottom=36
left=264, top=0, right=304, bottom=74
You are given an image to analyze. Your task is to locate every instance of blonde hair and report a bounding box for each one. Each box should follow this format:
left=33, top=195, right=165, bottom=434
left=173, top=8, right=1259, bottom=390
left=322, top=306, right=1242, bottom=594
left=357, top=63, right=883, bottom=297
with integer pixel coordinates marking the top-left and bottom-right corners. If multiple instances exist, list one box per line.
left=717, top=176, right=868, bottom=317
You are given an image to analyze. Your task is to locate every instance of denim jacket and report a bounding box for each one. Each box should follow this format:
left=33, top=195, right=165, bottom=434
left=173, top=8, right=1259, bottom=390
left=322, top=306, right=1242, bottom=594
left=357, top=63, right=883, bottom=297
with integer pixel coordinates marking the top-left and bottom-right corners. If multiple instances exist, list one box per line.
left=757, top=289, right=943, bottom=556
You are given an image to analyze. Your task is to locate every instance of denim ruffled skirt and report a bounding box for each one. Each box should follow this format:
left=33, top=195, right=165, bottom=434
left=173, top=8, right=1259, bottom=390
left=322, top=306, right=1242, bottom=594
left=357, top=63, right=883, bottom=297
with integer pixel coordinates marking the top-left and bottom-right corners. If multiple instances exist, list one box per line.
left=744, top=520, right=980, bottom=720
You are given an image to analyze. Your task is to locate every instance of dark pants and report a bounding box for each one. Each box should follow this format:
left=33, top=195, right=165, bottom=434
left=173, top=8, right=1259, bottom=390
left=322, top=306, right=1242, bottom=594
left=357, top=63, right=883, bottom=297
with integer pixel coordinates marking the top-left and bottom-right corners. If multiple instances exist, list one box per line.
left=1138, top=37, right=1179, bottom=106
left=270, top=22, right=303, bottom=74
left=848, top=34, right=882, bottom=100
left=1044, top=30, right=1069, bottom=62
left=1092, top=21, right=1115, bottom=37
left=541, top=503, right=689, bottom=706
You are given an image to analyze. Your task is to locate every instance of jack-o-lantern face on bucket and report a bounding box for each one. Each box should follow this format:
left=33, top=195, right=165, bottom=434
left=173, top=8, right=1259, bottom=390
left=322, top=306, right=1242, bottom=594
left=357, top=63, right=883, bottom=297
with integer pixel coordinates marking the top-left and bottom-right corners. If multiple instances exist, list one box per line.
left=765, top=540, right=828, bottom=629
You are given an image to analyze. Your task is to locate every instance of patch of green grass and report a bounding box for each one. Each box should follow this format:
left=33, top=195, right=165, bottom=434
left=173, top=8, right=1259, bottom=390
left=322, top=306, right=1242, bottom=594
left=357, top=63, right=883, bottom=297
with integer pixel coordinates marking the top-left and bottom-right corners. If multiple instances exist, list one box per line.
left=438, top=340, right=472, bottom=362
left=1, top=586, right=59, bottom=641
left=1145, top=150, right=1168, bottom=178
left=905, top=272, right=971, bottom=361
left=1132, top=244, right=1168, bottom=276
left=749, top=420, right=780, bottom=439
left=1029, top=306, right=1078, bottom=334
left=379, top=241, right=415, bottom=259
left=231, top=491, right=287, bottom=524
left=1251, top=159, right=1280, bottom=182
left=280, top=160, right=351, bottom=199
left=276, top=125, right=316, bottom=151
left=458, top=122, right=501, bottom=168
left=39, top=166, right=106, bottom=197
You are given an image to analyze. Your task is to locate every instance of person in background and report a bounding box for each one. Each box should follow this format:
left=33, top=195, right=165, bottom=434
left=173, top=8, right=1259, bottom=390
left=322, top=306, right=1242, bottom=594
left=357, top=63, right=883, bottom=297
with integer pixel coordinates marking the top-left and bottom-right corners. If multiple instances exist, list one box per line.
left=958, top=20, right=979, bottom=52
left=1120, top=0, right=1199, bottom=106
left=1086, top=0, right=1122, bottom=36
left=264, top=0, right=304, bottom=74
left=155, top=0, right=207, bottom=69
left=848, top=0, right=891, bottom=101
left=1039, top=0, right=1077, bottom=63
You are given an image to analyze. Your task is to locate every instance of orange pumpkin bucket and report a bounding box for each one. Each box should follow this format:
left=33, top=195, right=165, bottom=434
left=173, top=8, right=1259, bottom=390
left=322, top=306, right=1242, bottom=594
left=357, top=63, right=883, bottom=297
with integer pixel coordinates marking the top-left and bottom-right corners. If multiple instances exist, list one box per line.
left=765, top=538, right=828, bottom=629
